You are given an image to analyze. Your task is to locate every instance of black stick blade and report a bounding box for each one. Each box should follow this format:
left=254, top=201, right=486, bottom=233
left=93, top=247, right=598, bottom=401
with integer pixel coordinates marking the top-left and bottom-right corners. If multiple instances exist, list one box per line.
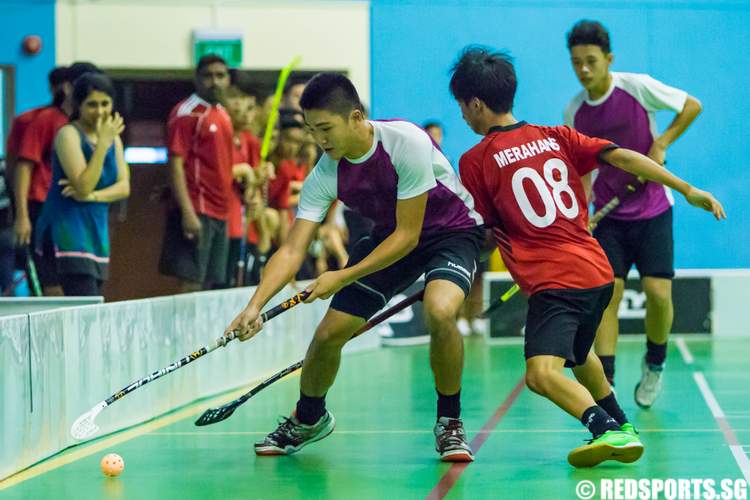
left=195, top=401, right=242, bottom=426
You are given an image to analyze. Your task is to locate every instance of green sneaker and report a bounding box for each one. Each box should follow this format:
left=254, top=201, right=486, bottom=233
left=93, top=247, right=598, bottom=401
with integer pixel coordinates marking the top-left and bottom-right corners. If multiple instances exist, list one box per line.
left=568, top=430, right=644, bottom=468
left=621, top=422, right=639, bottom=437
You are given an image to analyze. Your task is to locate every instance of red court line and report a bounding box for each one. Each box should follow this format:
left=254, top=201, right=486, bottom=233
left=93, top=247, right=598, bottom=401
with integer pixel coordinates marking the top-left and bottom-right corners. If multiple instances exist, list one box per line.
left=426, top=378, right=526, bottom=500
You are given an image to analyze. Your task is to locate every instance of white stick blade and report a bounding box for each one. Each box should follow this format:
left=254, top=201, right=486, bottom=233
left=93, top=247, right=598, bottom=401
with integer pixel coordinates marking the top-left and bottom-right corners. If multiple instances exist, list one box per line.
left=70, top=403, right=104, bottom=440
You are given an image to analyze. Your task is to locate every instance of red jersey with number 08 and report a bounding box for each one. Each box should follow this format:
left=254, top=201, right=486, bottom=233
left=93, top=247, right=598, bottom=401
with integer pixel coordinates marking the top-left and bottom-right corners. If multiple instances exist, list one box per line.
left=459, top=122, right=615, bottom=295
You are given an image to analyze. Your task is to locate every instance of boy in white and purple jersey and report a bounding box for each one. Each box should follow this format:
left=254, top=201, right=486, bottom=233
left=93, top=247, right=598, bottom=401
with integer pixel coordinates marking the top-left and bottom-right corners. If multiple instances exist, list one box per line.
left=224, top=73, right=484, bottom=462
left=565, top=20, right=703, bottom=408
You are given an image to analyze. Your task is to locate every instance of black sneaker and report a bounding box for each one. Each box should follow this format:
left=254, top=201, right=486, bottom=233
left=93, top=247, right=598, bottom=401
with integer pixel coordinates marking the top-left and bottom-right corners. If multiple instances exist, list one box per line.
left=254, top=411, right=335, bottom=456
left=434, top=417, right=474, bottom=462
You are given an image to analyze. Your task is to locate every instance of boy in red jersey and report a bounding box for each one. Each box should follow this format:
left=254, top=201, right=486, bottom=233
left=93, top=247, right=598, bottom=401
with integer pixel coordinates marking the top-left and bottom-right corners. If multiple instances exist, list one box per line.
left=450, top=46, right=725, bottom=467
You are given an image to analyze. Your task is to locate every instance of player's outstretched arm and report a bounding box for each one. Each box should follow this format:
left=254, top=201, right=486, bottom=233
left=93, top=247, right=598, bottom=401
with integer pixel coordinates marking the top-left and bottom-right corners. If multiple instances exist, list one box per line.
left=601, top=147, right=726, bottom=220
left=226, top=218, right=320, bottom=340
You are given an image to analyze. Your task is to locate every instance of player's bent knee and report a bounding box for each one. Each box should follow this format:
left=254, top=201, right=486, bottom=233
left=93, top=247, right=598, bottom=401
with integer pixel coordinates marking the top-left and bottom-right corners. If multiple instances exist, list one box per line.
left=643, top=282, right=672, bottom=307
left=424, top=300, right=461, bottom=333
left=312, top=324, right=351, bottom=347
left=525, top=357, right=564, bottom=395
left=524, top=369, right=548, bottom=396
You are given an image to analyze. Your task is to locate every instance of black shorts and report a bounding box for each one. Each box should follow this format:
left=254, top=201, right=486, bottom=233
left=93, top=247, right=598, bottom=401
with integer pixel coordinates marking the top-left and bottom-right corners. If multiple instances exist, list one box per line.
left=593, top=207, right=674, bottom=280
left=220, top=237, right=243, bottom=288
left=14, top=201, right=59, bottom=287
left=524, top=283, right=614, bottom=368
left=159, top=210, right=229, bottom=285
left=330, top=226, right=484, bottom=320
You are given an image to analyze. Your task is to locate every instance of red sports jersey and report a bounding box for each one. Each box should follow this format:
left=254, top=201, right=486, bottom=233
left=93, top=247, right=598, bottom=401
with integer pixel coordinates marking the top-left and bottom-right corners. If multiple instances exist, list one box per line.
left=167, top=94, right=234, bottom=221
left=16, top=106, right=68, bottom=202
left=227, top=130, right=261, bottom=241
left=285, top=160, right=307, bottom=183
left=6, top=108, right=42, bottom=164
left=459, top=122, right=615, bottom=295
left=237, top=130, right=261, bottom=168
left=267, top=158, right=296, bottom=211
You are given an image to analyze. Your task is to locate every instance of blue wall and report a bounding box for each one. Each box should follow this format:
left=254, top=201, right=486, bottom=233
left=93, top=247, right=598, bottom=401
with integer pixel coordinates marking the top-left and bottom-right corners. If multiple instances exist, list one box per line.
left=371, top=0, right=749, bottom=269
left=0, top=0, right=56, bottom=114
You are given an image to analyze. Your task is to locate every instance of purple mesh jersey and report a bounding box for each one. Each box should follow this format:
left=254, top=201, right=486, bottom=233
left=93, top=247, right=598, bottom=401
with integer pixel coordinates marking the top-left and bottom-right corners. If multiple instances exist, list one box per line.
left=565, top=72, right=688, bottom=221
left=296, top=120, right=482, bottom=236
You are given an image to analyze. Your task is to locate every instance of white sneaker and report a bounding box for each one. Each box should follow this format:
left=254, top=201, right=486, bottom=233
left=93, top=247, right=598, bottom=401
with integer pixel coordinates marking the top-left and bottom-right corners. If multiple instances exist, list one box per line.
left=470, top=318, right=487, bottom=335
left=457, top=318, right=472, bottom=337
left=634, top=357, right=664, bottom=408
left=434, top=417, right=474, bottom=462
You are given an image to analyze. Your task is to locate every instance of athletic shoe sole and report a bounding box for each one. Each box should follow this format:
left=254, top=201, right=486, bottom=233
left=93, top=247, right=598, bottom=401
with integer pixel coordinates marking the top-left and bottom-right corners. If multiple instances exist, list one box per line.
left=567, top=442, right=644, bottom=468
left=255, top=416, right=336, bottom=456
left=440, top=449, right=475, bottom=462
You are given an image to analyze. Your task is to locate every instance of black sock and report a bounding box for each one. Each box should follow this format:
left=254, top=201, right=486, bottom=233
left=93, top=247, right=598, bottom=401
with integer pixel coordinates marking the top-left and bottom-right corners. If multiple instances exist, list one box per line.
left=645, top=340, right=667, bottom=366
left=581, top=405, right=620, bottom=438
left=437, top=390, right=461, bottom=420
left=599, top=355, right=616, bottom=387
left=596, top=392, right=628, bottom=426
left=296, top=392, right=326, bottom=425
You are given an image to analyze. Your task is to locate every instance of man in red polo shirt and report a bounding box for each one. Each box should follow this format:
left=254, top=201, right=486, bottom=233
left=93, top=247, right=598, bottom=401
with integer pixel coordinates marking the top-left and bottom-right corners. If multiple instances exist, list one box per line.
left=159, top=55, right=235, bottom=291
left=11, top=63, right=100, bottom=294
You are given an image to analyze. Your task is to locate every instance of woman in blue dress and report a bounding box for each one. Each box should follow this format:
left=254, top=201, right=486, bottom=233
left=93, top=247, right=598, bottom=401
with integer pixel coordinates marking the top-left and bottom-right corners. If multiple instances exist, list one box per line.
left=36, top=73, right=130, bottom=296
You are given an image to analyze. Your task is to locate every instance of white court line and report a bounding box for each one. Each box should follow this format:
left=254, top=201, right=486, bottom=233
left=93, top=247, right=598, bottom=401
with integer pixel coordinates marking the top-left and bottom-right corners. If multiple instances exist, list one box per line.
left=731, top=447, right=750, bottom=480
left=675, top=337, right=694, bottom=365
left=693, top=372, right=750, bottom=482
left=694, top=372, right=726, bottom=419
left=486, top=334, right=713, bottom=346
left=679, top=340, right=750, bottom=483
left=147, top=428, right=739, bottom=436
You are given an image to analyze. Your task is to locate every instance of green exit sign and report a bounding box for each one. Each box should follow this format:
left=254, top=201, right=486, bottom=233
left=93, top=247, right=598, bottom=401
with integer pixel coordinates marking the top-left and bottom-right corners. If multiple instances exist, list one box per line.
left=193, top=29, right=243, bottom=68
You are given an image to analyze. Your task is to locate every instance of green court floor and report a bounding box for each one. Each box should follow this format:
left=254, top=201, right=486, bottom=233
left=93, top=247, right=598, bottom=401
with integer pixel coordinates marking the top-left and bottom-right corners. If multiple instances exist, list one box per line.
left=2, top=337, right=749, bottom=499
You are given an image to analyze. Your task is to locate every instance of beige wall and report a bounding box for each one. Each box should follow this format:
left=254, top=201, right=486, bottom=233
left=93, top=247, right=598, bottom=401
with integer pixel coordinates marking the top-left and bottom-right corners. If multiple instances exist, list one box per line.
left=56, top=0, right=371, bottom=104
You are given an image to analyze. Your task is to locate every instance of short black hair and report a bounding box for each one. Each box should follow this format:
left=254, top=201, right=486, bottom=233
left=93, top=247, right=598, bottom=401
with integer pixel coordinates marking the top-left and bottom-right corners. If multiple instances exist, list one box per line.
left=229, top=69, right=258, bottom=97
left=70, top=73, right=116, bottom=120
left=567, top=20, right=611, bottom=53
left=299, top=73, right=363, bottom=117
left=449, top=46, right=517, bottom=114
left=48, top=66, right=69, bottom=87
left=280, top=108, right=303, bottom=124
left=280, top=115, right=304, bottom=131
left=66, top=61, right=102, bottom=83
left=196, top=54, right=228, bottom=74
left=423, top=121, right=442, bottom=131
left=49, top=66, right=70, bottom=108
